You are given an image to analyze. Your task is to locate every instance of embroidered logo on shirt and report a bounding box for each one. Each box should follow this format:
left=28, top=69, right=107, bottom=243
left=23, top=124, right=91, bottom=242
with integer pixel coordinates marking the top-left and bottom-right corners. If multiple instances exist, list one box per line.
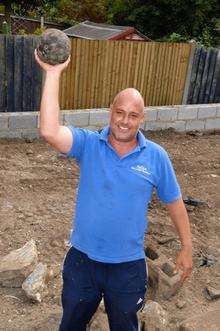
left=131, top=165, right=151, bottom=175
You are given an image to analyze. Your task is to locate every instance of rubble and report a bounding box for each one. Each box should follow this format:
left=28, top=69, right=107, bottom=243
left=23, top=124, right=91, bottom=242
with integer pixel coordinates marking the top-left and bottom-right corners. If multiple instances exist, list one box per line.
left=22, top=263, right=50, bottom=303
left=139, top=300, right=169, bottom=331
left=176, top=299, right=186, bottom=309
left=145, top=245, right=182, bottom=300
left=196, top=254, right=218, bottom=267
left=204, top=286, right=220, bottom=300
left=0, top=240, right=38, bottom=287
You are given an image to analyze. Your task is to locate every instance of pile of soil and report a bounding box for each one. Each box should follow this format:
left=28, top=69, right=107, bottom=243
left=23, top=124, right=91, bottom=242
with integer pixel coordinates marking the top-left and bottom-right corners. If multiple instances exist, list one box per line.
left=0, top=130, right=219, bottom=330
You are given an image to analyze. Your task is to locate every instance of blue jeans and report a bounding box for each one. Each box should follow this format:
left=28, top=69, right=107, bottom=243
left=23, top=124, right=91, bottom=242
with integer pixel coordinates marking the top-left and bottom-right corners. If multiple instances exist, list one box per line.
left=59, top=246, right=147, bottom=331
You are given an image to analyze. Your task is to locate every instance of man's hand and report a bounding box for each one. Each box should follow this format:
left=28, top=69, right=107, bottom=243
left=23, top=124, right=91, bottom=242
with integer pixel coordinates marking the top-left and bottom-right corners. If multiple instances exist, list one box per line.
left=174, top=246, right=193, bottom=283
left=34, top=49, right=71, bottom=73
left=166, top=198, right=193, bottom=283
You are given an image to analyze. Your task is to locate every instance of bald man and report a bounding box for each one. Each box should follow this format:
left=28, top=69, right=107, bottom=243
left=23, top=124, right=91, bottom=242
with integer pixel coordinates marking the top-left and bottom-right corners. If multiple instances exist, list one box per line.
left=35, top=53, right=193, bottom=331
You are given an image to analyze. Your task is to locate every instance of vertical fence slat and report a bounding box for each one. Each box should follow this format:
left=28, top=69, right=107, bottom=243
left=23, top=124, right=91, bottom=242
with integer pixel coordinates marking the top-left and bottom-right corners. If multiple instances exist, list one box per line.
left=14, top=36, right=23, bottom=112
left=211, top=50, right=220, bottom=103
left=194, top=49, right=207, bottom=104
left=187, top=48, right=202, bottom=104
left=199, top=48, right=212, bottom=103
left=73, top=39, right=80, bottom=109
left=203, top=48, right=217, bottom=104
left=6, top=36, right=15, bottom=112
left=22, top=37, right=34, bottom=111
left=89, top=40, right=98, bottom=108
left=32, top=36, right=42, bottom=112
left=147, top=42, right=157, bottom=106
left=0, top=35, right=6, bottom=112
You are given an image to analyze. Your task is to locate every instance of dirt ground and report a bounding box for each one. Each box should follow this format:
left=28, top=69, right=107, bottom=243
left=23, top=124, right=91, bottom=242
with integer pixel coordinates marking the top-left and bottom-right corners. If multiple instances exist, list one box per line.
left=0, top=130, right=219, bottom=331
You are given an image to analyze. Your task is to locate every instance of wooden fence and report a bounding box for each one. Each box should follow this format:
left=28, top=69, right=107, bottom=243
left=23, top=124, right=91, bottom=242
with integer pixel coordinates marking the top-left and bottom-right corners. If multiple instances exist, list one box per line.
left=0, top=35, right=42, bottom=112
left=187, top=47, right=220, bottom=104
left=0, top=36, right=193, bottom=112
left=60, top=39, right=192, bottom=109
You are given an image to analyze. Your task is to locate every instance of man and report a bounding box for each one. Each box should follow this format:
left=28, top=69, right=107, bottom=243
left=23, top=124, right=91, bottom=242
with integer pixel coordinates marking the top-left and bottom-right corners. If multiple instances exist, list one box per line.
left=35, top=51, right=193, bottom=331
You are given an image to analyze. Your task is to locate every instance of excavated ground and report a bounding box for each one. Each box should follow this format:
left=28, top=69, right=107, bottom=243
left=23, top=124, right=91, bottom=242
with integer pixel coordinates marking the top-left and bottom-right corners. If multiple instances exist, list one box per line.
left=0, top=130, right=219, bottom=330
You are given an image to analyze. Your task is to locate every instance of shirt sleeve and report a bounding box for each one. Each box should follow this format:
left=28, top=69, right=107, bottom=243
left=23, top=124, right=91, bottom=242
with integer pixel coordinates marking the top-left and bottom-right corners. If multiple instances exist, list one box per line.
left=156, top=149, right=182, bottom=204
left=64, top=126, right=87, bottom=163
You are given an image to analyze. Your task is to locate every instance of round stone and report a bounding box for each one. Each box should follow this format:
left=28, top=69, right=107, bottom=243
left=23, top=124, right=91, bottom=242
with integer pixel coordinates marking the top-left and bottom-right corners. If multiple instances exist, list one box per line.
left=37, top=28, right=71, bottom=65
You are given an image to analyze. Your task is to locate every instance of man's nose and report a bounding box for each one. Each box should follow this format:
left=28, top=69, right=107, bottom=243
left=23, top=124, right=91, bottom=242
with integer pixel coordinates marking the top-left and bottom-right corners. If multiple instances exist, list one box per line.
left=121, top=115, right=129, bottom=125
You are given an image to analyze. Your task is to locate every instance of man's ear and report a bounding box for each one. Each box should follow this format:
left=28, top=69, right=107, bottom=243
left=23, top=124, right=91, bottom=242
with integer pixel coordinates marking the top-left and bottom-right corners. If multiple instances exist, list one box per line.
left=140, top=111, right=145, bottom=123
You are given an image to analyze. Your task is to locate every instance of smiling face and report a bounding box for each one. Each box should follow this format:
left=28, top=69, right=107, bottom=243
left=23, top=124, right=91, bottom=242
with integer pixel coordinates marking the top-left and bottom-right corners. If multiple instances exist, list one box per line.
left=109, top=88, right=145, bottom=144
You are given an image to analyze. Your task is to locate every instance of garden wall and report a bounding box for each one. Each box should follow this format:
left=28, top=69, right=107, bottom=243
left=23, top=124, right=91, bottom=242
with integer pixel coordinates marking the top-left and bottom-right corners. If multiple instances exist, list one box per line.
left=0, top=104, right=219, bottom=139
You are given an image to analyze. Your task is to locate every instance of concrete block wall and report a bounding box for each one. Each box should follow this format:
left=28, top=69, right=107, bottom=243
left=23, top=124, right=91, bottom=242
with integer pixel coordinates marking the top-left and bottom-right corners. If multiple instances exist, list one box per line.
left=0, top=104, right=219, bottom=139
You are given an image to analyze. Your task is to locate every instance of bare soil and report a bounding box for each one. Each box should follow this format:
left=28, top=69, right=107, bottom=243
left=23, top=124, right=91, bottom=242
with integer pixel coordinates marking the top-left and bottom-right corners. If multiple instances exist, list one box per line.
left=0, top=130, right=219, bottom=331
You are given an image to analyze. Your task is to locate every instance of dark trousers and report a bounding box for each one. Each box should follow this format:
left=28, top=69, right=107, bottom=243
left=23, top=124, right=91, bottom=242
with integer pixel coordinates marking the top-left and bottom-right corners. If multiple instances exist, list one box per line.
left=59, top=246, right=147, bottom=331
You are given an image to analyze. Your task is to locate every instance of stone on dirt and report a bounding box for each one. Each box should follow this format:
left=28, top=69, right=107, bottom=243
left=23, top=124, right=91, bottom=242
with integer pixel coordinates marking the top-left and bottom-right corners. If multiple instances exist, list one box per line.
left=0, top=240, right=38, bottom=287
left=139, top=300, right=169, bottom=331
left=176, top=299, right=186, bottom=309
left=22, top=262, right=50, bottom=303
left=179, top=309, right=220, bottom=331
left=204, top=286, right=220, bottom=300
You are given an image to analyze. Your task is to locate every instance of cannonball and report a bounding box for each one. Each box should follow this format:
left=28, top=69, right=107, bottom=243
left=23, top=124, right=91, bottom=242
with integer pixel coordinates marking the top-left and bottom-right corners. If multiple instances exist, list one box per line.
left=37, top=28, right=71, bottom=65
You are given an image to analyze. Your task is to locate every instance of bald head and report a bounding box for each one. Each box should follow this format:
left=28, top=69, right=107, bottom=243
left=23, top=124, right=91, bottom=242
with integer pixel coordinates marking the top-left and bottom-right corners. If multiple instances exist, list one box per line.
left=109, top=88, right=145, bottom=144
left=112, top=88, right=144, bottom=113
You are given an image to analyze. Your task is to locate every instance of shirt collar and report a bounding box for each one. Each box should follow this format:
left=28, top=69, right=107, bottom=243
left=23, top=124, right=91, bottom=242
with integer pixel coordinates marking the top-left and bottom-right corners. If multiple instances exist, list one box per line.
left=99, top=126, right=147, bottom=149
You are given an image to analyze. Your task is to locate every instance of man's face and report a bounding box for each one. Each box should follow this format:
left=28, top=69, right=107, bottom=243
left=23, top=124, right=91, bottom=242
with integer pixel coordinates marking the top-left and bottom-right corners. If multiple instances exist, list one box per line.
left=109, top=100, right=144, bottom=143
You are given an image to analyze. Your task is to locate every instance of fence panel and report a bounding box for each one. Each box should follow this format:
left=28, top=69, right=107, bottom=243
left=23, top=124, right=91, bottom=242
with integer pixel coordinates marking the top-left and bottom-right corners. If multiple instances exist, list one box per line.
left=0, top=35, right=42, bottom=112
left=0, top=37, right=193, bottom=111
left=0, top=35, right=6, bottom=111
left=60, top=39, right=192, bottom=109
left=187, top=47, right=220, bottom=104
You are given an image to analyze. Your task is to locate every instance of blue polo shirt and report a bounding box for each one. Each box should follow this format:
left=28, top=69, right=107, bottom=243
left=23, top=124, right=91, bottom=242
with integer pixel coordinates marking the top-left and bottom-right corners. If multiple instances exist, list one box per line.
left=66, top=126, right=181, bottom=263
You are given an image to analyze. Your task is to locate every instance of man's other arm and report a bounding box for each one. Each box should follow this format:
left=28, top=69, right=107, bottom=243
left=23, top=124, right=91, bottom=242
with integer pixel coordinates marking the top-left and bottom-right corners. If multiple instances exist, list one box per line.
left=166, top=198, right=193, bottom=282
left=35, top=50, right=73, bottom=154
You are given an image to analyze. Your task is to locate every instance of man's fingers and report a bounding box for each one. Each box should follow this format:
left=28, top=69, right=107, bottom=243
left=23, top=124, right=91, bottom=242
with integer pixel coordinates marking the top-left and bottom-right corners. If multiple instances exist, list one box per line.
left=173, top=263, right=181, bottom=275
left=180, top=266, right=192, bottom=283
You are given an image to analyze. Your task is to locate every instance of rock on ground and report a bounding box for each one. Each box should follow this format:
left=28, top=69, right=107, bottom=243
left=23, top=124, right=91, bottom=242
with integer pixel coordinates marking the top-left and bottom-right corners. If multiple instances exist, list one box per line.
left=139, top=300, right=169, bottom=331
left=22, top=262, right=50, bottom=303
left=0, top=240, right=38, bottom=287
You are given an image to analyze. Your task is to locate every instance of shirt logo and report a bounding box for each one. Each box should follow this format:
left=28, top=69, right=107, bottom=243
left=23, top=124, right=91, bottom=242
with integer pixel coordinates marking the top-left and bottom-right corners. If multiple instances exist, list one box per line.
left=131, top=165, right=151, bottom=175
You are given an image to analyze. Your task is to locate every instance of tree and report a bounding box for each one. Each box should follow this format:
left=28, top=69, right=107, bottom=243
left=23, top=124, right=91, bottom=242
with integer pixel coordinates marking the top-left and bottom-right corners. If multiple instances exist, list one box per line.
left=56, top=0, right=107, bottom=23
left=107, top=0, right=220, bottom=46
left=0, top=0, right=57, bottom=32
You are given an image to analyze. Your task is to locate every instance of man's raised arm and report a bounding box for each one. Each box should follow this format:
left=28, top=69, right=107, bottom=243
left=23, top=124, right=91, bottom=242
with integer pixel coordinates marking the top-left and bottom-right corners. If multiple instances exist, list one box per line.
left=35, top=50, right=73, bottom=154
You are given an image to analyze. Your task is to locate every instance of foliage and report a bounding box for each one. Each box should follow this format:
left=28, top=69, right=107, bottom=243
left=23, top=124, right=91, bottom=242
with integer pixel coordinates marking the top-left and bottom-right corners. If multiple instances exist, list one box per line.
left=1, top=21, right=11, bottom=34
left=33, top=27, right=46, bottom=35
left=106, top=0, right=220, bottom=47
left=56, top=0, right=107, bottom=24
left=0, top=0, right=219, bottom=47
left=17, top=28, right=27, bottom=35
left=165, top=33, right=188, bottom=43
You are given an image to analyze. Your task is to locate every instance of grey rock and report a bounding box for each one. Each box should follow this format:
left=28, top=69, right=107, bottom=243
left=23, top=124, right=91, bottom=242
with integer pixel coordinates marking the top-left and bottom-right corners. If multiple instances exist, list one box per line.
left=0, top=240, right=38, bottom=287
left=176, top=299, right=186, bottom=309
left=37, top=28, right=71, bottom=65
left=22, top=263, right=50, bottom=303
left=139, top=300, right=169, bottom=331
left=204, top=286, right=220, bottom=300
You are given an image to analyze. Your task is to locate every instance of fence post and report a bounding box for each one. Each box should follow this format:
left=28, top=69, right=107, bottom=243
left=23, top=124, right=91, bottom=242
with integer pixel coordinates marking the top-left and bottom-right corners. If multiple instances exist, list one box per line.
left=182, top=43, right=196, bottom=105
